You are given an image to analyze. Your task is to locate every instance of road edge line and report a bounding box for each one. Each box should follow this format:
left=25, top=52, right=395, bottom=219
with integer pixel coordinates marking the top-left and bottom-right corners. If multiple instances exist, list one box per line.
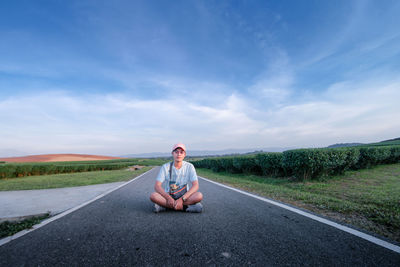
left=199, top=176, right=400, bottom=254
left=0, top=167, right=155, bottom=247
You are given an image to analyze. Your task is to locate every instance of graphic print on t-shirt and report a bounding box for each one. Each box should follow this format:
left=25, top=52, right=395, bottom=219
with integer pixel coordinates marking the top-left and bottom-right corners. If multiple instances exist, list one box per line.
left=169, top=180, right=187, bottom=199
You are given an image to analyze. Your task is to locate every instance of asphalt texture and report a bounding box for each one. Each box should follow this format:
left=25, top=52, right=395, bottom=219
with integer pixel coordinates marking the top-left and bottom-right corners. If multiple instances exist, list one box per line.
left=1, top=167, right=399, bottom=266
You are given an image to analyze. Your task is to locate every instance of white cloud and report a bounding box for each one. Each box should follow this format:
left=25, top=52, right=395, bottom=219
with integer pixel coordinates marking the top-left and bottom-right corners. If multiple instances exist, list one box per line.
left=261, top=78, right=400, bottom=146
left=1, top=74, right=399, bottom=157
left=0, top=91, right=263, bottom=156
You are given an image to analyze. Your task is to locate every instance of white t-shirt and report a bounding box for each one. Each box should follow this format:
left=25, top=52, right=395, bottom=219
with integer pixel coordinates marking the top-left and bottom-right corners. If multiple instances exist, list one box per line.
left=156, top=161, right=198, bottom=193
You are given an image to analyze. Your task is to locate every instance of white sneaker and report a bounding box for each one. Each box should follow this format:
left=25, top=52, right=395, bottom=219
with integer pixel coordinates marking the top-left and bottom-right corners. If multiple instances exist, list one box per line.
left=186, top=203, right=203, bottom=213
left=154, top=204, right=166, bottom=213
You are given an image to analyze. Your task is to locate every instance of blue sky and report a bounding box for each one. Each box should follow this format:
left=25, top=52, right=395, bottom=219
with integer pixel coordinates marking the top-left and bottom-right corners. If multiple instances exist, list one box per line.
left=1, top=0, right=400, bottom=156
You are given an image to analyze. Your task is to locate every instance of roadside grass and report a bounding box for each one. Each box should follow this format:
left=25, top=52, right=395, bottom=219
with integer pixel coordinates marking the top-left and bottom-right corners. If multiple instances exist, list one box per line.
left=0, top=214, right=50, bottom=239
left=197, top=163, right=400, bottom=243
left=0, top=167, right=152, bottom=191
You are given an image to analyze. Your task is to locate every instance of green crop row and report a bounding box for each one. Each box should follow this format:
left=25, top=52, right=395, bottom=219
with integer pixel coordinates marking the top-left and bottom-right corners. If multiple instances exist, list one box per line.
left=0, top=163, right=130, bottom=179
left=0, top=158, right=169, bottom=179
left=193, top=155, right=262, bottom=174
left=192, top=145, right=400, bottom=180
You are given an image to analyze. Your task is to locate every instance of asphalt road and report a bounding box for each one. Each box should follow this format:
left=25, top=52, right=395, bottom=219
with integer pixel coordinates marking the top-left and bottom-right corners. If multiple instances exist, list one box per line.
left=1, top=167, right=399, bottom=266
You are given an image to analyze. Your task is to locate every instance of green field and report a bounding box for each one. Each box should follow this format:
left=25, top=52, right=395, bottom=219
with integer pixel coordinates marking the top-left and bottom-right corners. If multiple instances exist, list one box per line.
left=197, top=163, right=400, bottom=243
left=0, top=167, right=152, bottom=191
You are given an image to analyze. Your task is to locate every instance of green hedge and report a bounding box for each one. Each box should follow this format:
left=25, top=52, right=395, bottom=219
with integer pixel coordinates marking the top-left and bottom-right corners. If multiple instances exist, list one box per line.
left=353, top=146, right=398, bottom=169
left=255, top=153, right=284, bottom=177
left=0, top=158, right=168, bottom=179
left=192, top=145, right=400, bottom=180
left=192, top=155, right=261, bottom=174
left=281, top=148, right=359, bottom=180
left=233, top=156, right=262, bottom=174
left=0, top=163, right=128, bottom=179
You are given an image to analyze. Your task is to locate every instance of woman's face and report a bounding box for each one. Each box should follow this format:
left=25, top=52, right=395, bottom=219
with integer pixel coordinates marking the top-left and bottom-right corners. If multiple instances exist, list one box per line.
left=172, top=148, right=186, bottom=162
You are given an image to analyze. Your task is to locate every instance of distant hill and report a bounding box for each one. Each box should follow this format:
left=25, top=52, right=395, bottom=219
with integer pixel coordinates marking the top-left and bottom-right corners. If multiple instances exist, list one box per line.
left=381, top=137, right=400, bottom=142
left=376, top=137, right=400, bottom=146
left=327, top=143, right=364, bottom=148
left=327, top=137, right=400, bottom=148
left=125, top=137, right=400, bottom=158
left=122, top=147, right=294, bottom=158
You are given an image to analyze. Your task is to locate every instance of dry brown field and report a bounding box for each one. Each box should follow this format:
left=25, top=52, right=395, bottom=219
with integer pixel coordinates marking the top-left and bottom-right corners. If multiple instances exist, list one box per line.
left=0, top=154, right=122, bottom=163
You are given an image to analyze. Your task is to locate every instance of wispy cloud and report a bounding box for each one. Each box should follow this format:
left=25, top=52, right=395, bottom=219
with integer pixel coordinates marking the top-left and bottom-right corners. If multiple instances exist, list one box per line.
left=266, top=77, right=400, bottom=146
left=1, top=73, right=398, bottom=156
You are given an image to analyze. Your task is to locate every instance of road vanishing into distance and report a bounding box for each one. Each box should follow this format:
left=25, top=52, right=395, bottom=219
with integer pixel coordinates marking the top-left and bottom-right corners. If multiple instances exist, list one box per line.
left=1, top=167, right=399, bottom=266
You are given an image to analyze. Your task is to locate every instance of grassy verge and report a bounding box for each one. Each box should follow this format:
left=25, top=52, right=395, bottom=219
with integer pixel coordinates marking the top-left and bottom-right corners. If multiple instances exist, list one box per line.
left=197, top=163, right=400, bottom=243
left=0, top=213, right=50, bottom=238
left=0, top=167, right=152, bottom=191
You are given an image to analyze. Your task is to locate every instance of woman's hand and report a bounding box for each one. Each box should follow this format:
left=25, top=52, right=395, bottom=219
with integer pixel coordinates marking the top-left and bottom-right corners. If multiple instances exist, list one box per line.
left=166, top=196, right=175, bottom=209
left=174, top=197, right=184, bottom=210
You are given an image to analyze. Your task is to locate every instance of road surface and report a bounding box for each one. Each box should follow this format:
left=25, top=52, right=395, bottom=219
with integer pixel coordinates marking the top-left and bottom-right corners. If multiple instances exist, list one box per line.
left=1, top=167, right=399, bottom=266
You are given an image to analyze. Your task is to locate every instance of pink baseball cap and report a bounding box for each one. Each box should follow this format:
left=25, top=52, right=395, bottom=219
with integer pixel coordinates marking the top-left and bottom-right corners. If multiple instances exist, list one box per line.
left=172, top=143, right=186, bottom=152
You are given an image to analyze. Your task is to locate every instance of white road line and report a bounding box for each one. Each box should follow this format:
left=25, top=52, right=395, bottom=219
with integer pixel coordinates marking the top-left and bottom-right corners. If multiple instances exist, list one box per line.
left=199, top=176, right=400, bottom=254
left=0, top=168, right=155, bottom=247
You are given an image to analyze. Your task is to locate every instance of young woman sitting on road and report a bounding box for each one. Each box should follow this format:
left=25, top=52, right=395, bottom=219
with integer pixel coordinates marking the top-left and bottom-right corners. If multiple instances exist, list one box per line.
left=150, top=143, right=203, bottom=213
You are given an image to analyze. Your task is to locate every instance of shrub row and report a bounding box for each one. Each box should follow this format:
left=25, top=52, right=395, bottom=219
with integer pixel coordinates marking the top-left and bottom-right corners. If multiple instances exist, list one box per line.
left=280, top=148, right=360, bottom=180
left=194, top=155, right=262, bottom=174
left=355, top=146, right=400, bottom=169
left=0, top=158, right=168, bottom=179
left=0, top=163, right=133, bottom=179
left=192, top=145, right=400, bottom=180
